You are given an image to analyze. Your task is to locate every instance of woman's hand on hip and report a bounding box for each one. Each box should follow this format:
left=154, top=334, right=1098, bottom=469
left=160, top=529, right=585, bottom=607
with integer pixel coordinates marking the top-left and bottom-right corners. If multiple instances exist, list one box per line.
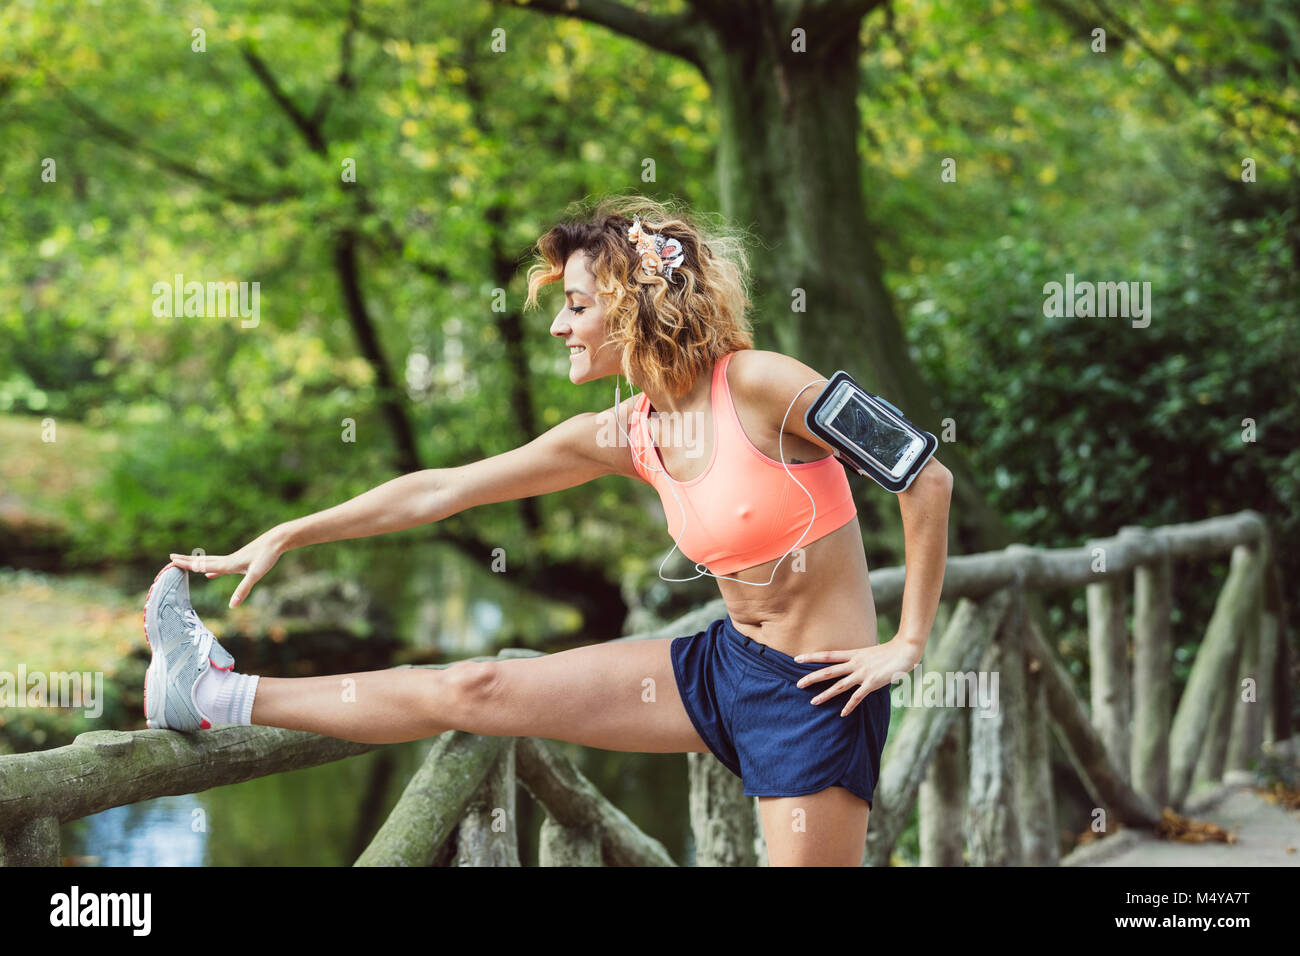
left=793, top=638, right=921, bottom=717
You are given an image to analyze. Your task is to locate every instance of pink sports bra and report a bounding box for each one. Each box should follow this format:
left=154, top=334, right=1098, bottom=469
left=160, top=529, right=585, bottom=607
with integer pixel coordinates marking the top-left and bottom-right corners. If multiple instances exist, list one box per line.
left=628, top=350, right=859, bottom=575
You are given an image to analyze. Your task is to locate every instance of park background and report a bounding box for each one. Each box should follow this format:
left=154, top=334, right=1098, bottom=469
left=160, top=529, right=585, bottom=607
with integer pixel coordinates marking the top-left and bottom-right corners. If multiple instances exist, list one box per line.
left=0, top=0, right=1296, bottom=864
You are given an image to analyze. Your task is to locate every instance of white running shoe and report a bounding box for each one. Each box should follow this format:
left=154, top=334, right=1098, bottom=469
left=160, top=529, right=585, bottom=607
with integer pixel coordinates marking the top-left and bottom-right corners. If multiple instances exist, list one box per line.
left=142, top=563, right=234, bottom=731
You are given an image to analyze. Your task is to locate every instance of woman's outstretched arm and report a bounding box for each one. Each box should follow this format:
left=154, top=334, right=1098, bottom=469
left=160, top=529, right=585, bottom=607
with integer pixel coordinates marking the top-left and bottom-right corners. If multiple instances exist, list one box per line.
left=169, top=404, right=638, bottom=607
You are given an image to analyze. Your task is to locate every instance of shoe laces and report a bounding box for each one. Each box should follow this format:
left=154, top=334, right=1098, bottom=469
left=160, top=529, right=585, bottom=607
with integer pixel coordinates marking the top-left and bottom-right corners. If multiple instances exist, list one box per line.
left=182, top=606, right=215, bottom=663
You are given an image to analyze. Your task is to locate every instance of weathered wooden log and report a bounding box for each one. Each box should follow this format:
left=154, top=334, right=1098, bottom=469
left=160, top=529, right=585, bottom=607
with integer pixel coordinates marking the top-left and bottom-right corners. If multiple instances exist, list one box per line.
left=538, top=816, right=604, bottom=866
left=0, top=652, right=533, bottom=841
left=1257, top=609, right=1281, bottom=748
left=1169, top=543, right=1262, bottom=806
left=1225, top=539, right=1268, bottom=776
left=354, top=731, right=506, bottom=866
left=0, top=727, right=378, bottom=834
left=1023, top=615, right=1162, bottom=828
left=687, top=752, right=759, bottom=867
left=430, top=830, right=458, bottom=867
left=1085, top=565, right=1129, bottom=782
left=455, top=740, right=520, bottom=867
left=917, top=596, right=964, bottom=865
left=919, top=707, right=966, bottom=866
left=879, top=511, right=1267, bottom=610
left=1019, top=601, right=1059, bottom=865
left=863, top=588, right=1014, bottom=867
left=751, top=798, right=769, bottom=866
left=1192, top=656, right=1237, bottom=790
left=1128, top=529, right=1173, bottom=809
left=514, top=737, right=675, bottom=867
left=1194, top=667, right=1242, bottom=790
left=1198, top=537, right=1266, bottom=786
left=967, top=585, right=1027, bottom=866
left=0, top=814, right=60, bottom=867
left=1262, top=544, right=1292, bottom=745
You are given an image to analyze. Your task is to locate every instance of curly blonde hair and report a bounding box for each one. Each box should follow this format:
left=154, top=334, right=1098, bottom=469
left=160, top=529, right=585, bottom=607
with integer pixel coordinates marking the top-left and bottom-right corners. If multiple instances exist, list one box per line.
left=524, top=194, right=755, bottom=398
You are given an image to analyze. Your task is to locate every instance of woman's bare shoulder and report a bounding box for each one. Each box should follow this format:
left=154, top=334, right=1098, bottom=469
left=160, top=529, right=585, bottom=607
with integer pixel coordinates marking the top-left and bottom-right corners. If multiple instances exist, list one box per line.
left=726, top=348, right=837, bottom=454
left=726, top=348, right=828, bottom=402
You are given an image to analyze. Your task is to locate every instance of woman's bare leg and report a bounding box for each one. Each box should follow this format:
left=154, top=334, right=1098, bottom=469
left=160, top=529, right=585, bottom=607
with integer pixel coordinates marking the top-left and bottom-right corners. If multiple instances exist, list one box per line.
left=250, top=667, right=471, bottom=744
left=756, top=787, right=870, bottom=866
left=248, top=637, right=711, bottom=754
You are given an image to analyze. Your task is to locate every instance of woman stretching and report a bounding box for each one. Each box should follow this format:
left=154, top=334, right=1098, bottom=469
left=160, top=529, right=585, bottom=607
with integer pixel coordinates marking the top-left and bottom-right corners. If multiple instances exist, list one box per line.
left=147, top=195, right=953, bottom=866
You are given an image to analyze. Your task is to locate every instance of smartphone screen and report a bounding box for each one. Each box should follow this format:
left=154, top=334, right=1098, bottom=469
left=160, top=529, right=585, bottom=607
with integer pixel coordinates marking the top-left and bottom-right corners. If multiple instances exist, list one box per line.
left=827, top=386, right=918, bottom=476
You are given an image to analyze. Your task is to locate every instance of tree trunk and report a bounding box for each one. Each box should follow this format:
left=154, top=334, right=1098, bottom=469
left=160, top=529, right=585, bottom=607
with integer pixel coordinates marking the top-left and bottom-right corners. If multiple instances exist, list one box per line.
left=511, top=0, right=1015, bottom=557
left=696, top=5, right=1012, bottom=556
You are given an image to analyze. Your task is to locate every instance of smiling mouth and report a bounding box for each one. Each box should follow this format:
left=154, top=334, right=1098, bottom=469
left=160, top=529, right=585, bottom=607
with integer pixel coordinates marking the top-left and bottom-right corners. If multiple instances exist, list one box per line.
left=568, top=345, right=586, bottom=356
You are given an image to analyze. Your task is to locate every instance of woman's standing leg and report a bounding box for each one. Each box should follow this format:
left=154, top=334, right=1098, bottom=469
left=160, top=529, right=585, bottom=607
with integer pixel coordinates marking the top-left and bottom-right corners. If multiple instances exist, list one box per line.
left=756, top=787, right=870, bottom=866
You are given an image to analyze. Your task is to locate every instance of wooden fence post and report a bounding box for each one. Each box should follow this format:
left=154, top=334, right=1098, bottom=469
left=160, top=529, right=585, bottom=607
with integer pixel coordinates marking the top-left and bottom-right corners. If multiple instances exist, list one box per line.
left=455, top=740, right=520, bottom=866
left=918, top=598, right=967, bottom=867
left=966, top=583, right=1027, bottom=865
left=1085, top=540, right=1130, bottom=782
left=1019, top=587, right=1059, bottom=865
left=354, top=731, right=506, bottom=866
left=1257, top=607, right=1281, bottom=748
left=1192, top=657, right=1240, bottom=790
left=0, top=815, right=61, bottom=867
left=538, top=816, right=604, bottom=866
left=1025, top=616, right=1162, bottom=827
left=687, top=753, right=759, bottom=866
left=1226, top=535, right=1272, bottom=776
left=919, top=713, right=967, bottom=866
left=863, top=589, right=1013, bottom=867
left=1128, top=529, right=1173, bottom=809
left=514, top=737, right=675, bottom=866
left=1169, top=543, right=1261, bottom=806
left=751, top=798, right=769, bottom=866
left=1262, top=543, right=1292, bottom=746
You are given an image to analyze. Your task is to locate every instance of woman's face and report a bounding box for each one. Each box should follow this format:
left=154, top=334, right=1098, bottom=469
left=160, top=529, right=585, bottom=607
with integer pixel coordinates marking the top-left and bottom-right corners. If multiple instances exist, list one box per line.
left=550, top=251, right=623, bottom=385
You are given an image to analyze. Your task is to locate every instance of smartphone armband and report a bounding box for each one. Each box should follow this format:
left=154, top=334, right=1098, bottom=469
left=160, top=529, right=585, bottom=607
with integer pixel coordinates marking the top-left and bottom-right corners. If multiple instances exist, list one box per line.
left=804, top=370, right=938, bottom=493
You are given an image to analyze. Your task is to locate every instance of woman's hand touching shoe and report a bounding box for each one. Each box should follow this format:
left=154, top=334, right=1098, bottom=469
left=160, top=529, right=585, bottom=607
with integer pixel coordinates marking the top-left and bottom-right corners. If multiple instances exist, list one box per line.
left=169, top=525, right=289, bottom=608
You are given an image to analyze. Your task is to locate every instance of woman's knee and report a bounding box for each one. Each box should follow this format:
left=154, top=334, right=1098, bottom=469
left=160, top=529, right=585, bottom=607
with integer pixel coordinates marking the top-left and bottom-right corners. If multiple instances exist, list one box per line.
left=440, top=659, right=503, bottom=724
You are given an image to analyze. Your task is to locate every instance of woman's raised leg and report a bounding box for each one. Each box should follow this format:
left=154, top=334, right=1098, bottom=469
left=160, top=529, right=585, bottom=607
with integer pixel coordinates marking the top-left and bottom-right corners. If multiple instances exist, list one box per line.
left=248, top=637, right=711, bottom=754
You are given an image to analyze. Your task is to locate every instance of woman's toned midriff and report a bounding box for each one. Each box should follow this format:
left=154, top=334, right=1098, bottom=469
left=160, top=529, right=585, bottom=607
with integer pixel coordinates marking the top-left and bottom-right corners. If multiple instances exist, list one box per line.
left=718, top=517, right=879, bottom=660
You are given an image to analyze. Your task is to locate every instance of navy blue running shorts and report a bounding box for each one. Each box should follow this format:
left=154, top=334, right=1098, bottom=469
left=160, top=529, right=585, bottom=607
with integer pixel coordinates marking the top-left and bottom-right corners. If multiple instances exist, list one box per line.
left=670, top=615, right=892, bottom=809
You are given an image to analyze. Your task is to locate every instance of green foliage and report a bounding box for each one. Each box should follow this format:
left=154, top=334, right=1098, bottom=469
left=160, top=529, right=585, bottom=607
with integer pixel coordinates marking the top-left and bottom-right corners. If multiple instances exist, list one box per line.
left=907, top=202, right=1299, bottom=549
left=62, top=420, right=304, bottom=562
left=0, top=0, right=1295, bottom=667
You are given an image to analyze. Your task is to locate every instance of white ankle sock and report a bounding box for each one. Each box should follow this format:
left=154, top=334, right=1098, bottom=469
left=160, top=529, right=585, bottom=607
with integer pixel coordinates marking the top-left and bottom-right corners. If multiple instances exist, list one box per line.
left=195, top=667, right=260, bottom=726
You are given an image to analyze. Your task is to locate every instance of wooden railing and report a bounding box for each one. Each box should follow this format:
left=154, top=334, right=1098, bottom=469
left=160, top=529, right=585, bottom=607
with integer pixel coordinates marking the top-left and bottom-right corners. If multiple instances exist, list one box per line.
left=0, top=509, right=1288, bottom=866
